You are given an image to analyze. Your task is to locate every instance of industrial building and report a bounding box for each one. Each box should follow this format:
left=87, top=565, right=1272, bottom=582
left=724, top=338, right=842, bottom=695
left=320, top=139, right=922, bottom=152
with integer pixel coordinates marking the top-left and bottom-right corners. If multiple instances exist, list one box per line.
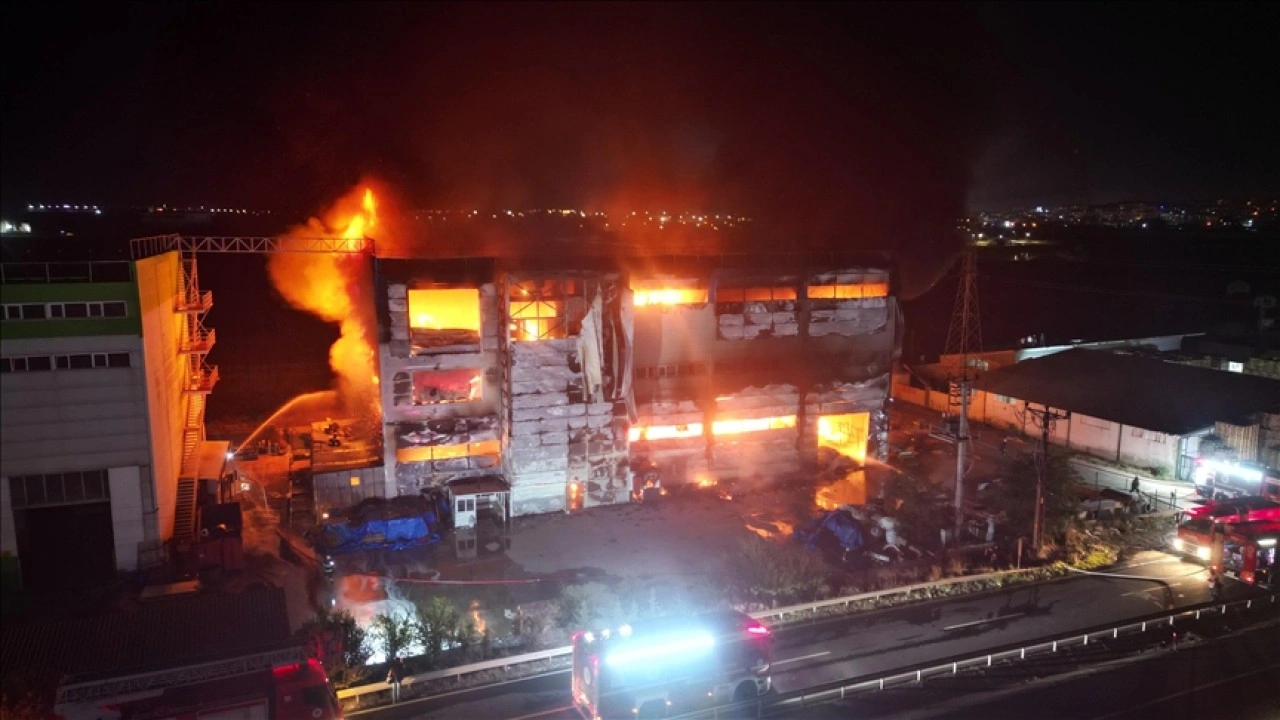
left=0, top=242, right=229, bottom=592
left=370, top=249, right=901, bottom=522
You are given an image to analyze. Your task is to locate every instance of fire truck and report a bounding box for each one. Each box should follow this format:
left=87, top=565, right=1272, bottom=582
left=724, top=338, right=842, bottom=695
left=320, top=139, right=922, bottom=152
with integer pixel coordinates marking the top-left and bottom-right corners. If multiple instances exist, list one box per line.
left=1192, top=458, right=1280, bottom=501
left=54, top=653, right=342, bottom=720
left=1173, top=497, right=1280, bottom=562
left=571, top=610, right=772, bottom=720
left=1208, top=520, right=1280, bottom=587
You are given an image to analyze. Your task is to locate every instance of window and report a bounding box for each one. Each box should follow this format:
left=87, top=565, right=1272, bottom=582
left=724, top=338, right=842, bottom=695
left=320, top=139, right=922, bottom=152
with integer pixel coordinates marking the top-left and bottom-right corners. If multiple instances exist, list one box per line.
left=88, top=303, right=103, bottom=317
left=8, top=469, right=109, bottom=508
left=1131, top=428, right=1145, bottom=438
left=64, top=303, right=88, bottom=318
left=2, top=306, right=19, bottom=320
left=1152, top=433, right=1167, bottom=444
left=102, top=301, right=127, bottom=317
left=27, top=356, right=52, bottom=371
left=11, top=357, right=27, bottom=372
left=107, top=352, right=130, bottom=367
left=21, top=304, right=46, bottom=320
left=807, top=282, right=890, bottom=299
left=2, top=301, right=126, bottom=321
left=49, top=304, right=65, bottom=318
left=509, top=278, right=582, bottom=341
left=392, top=368, right=483, bottom=406
left=407, top=288, right=481, bottom=353
left=69, top=354, right=93, bottom=369
left=716, top=286, right=798, bottom=303
left=994, top=394, right=1016, bottom=405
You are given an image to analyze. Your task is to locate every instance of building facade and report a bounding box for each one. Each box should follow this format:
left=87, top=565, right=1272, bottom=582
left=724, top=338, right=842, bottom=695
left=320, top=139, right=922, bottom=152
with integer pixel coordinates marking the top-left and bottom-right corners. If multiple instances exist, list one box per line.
left=0, top=250, right=218, bottom=592
left=372, top=254, right=901, bottom=520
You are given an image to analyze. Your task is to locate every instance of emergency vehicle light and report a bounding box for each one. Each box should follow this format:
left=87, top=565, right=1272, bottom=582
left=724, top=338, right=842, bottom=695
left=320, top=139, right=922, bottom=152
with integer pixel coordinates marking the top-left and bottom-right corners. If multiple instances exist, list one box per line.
left=603, top=632, right=715, bottom=667
left=1196, top=546, right=1210, bottom=560
left=1171, top=537, right=1184, bottom=551
left=1259, top=538, right=1277, bottom=547
left=746, top=623, right=770, bottom=636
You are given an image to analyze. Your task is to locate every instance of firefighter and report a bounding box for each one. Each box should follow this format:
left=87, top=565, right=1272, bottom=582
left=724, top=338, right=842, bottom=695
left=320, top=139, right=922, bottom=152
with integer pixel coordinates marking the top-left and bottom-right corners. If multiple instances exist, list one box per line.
left=1209, top=570, right=1223, bottom=602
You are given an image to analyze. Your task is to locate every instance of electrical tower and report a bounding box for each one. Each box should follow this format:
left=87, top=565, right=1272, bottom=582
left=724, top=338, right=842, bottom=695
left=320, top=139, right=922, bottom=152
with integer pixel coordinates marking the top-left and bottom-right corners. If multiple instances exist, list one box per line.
left=943, top=249, right=982, bottom=539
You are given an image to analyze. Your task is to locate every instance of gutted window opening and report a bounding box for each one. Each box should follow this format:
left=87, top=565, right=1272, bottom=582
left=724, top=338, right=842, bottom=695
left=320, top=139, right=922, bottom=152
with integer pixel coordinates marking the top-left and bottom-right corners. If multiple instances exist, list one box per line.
left=395, top=439, right=500, bottom=464
left=632, top=276, right=709, bottom=307
left=508, top=278, right=583, bottom=341
left=629, top=414, right=798, bottom=442
left=817, top=412, right=870, bottom=462
left=716, top=286, right=799, bottom=303
left=807, top=282, right=890, bottom=299
left=392, top=368, right=483, bottom=406
left=408, top=288, right=481, bottom=352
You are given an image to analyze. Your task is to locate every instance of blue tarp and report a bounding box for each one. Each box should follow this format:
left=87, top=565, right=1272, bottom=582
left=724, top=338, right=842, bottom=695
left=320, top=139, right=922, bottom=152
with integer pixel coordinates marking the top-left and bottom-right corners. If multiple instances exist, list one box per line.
left=794, top=510, right=865, bottom=552
left=319, top=512, right=441, bottom=554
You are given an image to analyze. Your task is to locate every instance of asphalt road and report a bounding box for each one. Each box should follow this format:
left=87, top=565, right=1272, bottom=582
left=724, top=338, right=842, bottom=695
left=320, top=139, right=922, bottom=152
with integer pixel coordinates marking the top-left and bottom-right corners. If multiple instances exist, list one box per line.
left=789, top=616, right=1280, bottom=720
left=353, top=553, right=1269, bottom=720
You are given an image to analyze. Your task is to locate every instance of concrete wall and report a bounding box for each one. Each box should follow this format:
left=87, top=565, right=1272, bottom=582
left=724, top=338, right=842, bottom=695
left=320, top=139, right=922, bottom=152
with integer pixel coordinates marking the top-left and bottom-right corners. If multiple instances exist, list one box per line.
left=135, top=251, right=187, bottom=542
left=1067, top=413, right=1122, bottom=461
left=0, top=335, right=149, bottom=474
left=1118, top=426, right=1179, bottom=473
left=108, top=466, right=146, bottom=572
left=0, top=476, right=18, bottom=590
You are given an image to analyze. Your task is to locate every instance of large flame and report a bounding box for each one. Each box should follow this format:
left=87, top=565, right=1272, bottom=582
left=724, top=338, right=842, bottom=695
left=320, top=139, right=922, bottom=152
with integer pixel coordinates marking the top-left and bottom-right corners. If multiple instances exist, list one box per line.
left=268, top=186, right=382, bottom=418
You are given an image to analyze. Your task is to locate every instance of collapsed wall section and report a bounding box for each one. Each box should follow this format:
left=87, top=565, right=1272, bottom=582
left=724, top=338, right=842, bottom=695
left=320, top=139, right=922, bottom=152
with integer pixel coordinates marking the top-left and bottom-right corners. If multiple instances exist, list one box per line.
left=502, top=274, right=632, bottom=516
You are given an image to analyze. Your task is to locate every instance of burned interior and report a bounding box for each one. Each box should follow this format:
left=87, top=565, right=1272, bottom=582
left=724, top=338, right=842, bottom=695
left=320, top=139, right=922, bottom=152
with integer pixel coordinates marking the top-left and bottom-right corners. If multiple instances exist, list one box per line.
left=372, top=252, right=899, bottom=520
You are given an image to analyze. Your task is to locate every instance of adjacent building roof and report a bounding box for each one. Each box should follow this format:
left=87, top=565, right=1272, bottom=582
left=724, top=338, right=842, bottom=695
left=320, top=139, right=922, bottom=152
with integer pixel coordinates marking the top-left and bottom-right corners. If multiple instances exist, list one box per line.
left=0, top=586, right=294, bottom=686
left=976, top=348, right=1280, bottom=436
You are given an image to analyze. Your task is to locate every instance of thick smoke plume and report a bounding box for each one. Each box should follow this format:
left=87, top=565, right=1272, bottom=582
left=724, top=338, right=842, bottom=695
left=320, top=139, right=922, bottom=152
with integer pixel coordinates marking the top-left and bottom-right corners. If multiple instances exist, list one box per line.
left=267, top=184, right=383, bottom=418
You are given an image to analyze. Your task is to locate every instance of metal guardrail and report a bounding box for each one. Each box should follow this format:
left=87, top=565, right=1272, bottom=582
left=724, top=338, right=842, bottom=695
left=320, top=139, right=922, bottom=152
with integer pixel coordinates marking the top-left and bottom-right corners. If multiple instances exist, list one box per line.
left=667, top=591, right=1280, bottom=719
left=749, top=566, right=1039, bottom=623
left=336, top=566, right=1042, bottom=701
left=336, top=646, right=570, bottom=700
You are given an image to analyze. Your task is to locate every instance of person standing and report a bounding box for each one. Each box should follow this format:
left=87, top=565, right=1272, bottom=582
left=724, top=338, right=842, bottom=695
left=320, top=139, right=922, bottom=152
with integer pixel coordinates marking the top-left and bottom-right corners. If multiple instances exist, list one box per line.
left=1130, top=475, right=1141, bottom=494
left=387, top=656, right=406, bottom=703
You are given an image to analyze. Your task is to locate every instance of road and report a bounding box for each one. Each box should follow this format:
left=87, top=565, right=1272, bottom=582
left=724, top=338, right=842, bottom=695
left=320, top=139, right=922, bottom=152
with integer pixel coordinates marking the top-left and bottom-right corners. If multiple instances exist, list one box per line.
left=789, top=616, right=1280, bottom=720
left=352, top=552, right=1270, bottom=719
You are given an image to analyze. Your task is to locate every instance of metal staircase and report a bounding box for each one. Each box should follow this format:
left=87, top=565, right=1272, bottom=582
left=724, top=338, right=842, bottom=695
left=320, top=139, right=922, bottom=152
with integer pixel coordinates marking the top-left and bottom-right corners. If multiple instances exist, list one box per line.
left=173, top=252, right=217, bottom=545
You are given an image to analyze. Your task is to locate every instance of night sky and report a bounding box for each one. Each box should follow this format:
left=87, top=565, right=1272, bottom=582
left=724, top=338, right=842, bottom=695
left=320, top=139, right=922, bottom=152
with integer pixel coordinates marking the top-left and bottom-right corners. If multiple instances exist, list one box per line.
left=3, top=4, right=1278, bottom=252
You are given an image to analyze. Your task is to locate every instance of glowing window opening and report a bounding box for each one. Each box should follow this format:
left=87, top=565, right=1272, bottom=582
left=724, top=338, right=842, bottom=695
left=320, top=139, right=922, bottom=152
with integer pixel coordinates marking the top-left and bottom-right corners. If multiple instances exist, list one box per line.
left=407, top=288, right=480, bottom=331
left=716, top=286, right=798, bottom=303
left=395, top=439, right=500, bottom=464
left=806, top=282, right=890, bottom=299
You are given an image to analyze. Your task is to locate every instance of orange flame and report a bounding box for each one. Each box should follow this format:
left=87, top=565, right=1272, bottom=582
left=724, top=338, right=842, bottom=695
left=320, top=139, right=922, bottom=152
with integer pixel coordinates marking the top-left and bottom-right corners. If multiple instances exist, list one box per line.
left=267, top=185, right=382, bottom=418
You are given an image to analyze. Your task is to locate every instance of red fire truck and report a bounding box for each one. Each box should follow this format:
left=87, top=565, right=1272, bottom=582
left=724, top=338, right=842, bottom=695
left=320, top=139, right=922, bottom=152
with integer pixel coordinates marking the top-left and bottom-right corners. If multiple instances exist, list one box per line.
left=1209, top=520, right=1280, bottom=587
left=1173, top=497, right=1280, bottom=562
left=54, top=654, right=341, bottom=720
left=571, top=610, right=772, bottom=720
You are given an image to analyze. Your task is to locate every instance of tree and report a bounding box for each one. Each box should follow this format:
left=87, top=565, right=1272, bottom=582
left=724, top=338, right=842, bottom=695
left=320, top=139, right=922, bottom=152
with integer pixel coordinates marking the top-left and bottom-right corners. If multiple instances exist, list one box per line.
left=414, top=597, right=470, bottom=667
left=370, top=611, right=415, bottom=663
left=300, top=609, right=371, bottom=688
left=990, top=447, right=1080, bottom=542
left=556, top=582, right=622, bottom=630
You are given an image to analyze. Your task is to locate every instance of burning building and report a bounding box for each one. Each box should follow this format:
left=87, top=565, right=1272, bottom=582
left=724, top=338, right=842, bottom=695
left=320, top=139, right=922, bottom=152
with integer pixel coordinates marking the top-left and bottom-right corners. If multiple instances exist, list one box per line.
left=375, top=245, right=900, bottom=520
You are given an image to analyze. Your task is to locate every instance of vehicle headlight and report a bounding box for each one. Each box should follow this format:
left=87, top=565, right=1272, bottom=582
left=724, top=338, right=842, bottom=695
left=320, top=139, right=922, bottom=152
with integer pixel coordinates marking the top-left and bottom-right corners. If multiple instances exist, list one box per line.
left=1171, top=537, right=1183, bottom=551
left=1196, top=546, right=1210, bottom=561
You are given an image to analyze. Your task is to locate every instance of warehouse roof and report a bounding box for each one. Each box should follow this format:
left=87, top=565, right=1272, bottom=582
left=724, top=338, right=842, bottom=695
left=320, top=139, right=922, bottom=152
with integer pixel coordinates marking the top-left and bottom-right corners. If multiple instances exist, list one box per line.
left=976, top=348, right=1280, bottom=435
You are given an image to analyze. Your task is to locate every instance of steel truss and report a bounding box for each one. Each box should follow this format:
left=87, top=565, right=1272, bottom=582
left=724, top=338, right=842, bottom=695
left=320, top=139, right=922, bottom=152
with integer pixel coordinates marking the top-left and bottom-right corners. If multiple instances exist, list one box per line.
left=132, top=234, right=374, bottom=259
left=56, top=645, right=305, bottom=704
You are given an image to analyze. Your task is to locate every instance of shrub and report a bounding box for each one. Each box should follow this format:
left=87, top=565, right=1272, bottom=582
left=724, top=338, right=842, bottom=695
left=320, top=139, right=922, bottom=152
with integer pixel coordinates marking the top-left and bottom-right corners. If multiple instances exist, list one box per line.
left=556, top=583, right=622, bottom=630
left=722, top=536, right=829, bottom=607
left=300, top=609, right=370, bottom=688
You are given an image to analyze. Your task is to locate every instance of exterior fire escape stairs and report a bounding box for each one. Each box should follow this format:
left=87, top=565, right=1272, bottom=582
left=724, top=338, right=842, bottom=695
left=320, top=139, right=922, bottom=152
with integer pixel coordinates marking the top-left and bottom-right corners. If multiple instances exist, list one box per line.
left=173, top=252, right=218, bottom=545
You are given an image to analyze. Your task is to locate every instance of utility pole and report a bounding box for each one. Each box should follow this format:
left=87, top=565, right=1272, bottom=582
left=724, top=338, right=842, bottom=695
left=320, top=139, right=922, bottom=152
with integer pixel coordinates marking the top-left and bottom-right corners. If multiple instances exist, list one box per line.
left=1027, top=402, right=1068, bottom=554
left=944, top=249, right=982, bottom=540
